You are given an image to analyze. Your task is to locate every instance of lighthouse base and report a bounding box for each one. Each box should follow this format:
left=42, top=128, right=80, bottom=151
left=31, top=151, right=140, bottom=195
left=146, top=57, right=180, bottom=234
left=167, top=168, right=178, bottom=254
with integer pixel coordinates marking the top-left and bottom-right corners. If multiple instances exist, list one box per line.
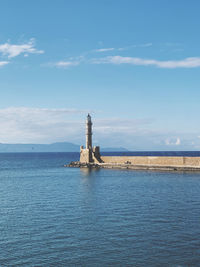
left=80, top=146, right=102, bottom=163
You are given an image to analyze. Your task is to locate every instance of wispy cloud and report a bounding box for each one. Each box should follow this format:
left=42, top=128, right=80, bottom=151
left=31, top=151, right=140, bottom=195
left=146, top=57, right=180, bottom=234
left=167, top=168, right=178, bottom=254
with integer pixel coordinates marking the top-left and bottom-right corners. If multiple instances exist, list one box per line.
left=94, top=43, right=152, bottom=53
left=119, top=43, right=153, bottom=50
left=92, top=55, right=200, bottom=68
left=0, top=109, right=153, bottom=146
left=0, top=108, right=199, bottom=150
left=48, top=56, right=84, bottom=68
left=0, top=61, right=9, bottom=67
left=0, top=38, right=44, bottom=58
left=94, top=48, right=115, bottom=53
left=0, top=107, right=87, bottom=143
left=94, top=118, right=153, bottom=134
left=52, top=60, right=80, bottom=68
left=93, top=119, right=200, bottom=150
left=48, top=42, right=153, bottom=68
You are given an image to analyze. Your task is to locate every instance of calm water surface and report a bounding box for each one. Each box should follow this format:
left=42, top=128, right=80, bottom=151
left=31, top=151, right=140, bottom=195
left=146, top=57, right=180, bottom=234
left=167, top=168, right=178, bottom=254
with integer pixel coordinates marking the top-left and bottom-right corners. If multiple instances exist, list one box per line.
left=0, top=152, right=200, bottom=266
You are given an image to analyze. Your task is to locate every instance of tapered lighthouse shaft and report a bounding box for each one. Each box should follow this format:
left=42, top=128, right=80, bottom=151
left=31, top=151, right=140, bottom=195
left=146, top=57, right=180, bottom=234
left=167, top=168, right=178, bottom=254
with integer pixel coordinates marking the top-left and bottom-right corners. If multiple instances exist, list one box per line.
left=86, top=114, right=92, bottom=149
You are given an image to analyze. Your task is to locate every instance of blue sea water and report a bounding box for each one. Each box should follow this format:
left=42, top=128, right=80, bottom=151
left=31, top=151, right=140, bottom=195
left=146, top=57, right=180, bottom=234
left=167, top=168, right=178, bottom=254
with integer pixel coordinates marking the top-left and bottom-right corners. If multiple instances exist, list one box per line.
left=0, top=152, right=200, bottom=266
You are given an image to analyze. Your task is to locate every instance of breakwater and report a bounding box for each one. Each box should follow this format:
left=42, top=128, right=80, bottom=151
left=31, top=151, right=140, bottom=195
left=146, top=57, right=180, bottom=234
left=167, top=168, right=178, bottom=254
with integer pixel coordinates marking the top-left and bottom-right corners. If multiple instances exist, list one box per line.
left=67, top=156, right=200, bottom=171
left=101, top=156, right=200, bottom=167
left=74, top=115, right=200, bottom=172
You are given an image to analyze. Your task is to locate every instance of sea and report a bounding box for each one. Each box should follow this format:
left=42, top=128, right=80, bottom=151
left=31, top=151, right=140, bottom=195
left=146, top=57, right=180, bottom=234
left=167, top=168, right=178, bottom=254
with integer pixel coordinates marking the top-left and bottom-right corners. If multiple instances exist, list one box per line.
left=1, top=151, right=200, bottom=266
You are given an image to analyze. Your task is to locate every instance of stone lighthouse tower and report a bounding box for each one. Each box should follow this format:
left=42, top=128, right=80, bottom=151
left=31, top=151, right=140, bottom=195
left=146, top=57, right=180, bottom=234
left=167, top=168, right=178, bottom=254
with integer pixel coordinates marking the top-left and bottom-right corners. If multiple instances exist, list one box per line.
left=80, top=114, right=101, bottom=163
left=86, top=113, right=92, bottom=149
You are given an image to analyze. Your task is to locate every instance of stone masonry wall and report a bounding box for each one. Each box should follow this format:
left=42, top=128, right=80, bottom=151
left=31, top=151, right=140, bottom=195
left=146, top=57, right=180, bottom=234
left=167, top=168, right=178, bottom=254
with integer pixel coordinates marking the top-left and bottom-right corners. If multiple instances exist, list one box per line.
left=80, top=146, right=102, bottom=163
left=80, top=148, right=92, bottom=163
left=101, top=156, right=200, bottom=167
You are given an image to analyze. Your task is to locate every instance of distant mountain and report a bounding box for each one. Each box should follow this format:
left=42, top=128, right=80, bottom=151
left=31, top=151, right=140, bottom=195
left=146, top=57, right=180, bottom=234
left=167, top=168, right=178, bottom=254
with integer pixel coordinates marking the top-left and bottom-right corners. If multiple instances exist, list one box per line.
left=0, top=142, right=128, bottom=153
left=0, top=142, right=80, bottom=152
left=101, top=147, right=129, bottom=152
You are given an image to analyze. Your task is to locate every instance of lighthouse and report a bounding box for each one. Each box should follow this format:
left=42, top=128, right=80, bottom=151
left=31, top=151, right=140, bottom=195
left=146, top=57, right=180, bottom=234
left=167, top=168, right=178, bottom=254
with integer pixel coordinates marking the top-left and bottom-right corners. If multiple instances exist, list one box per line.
left=80, top=114, right=102, bottom=163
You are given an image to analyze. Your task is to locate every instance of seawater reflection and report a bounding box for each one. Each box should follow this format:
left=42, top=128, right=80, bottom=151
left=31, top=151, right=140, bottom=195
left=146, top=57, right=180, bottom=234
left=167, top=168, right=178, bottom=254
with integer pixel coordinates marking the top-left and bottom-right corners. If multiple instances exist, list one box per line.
left=80, top=166, right=100, bottom=177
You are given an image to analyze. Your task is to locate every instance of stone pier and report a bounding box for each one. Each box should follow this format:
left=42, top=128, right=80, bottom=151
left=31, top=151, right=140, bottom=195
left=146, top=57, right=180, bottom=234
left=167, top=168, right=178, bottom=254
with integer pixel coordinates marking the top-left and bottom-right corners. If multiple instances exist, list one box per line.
left=66, top=115, right=200, bottom=172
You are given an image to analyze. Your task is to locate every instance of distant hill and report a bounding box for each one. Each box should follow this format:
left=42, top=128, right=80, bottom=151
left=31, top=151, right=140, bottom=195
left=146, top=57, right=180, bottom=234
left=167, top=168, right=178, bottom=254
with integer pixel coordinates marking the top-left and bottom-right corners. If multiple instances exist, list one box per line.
left=101, top=147, right=129, bottom=152
left=0, top=142, right=80, bottom=152
left=0, top=142, right=128, bottom=153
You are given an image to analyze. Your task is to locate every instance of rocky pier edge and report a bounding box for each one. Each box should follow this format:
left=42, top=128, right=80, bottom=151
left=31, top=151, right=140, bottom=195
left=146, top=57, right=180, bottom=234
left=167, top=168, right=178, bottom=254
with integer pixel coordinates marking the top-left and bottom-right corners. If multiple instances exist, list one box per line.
left=64, top=161, right=100, bottom=168
left=65, top=161, right=200, bottom=172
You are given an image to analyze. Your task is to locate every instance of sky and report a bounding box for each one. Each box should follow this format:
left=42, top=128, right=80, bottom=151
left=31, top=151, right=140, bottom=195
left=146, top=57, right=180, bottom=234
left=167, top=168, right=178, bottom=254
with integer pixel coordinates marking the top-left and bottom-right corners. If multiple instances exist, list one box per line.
left=0, top=0, right=200, bottom=150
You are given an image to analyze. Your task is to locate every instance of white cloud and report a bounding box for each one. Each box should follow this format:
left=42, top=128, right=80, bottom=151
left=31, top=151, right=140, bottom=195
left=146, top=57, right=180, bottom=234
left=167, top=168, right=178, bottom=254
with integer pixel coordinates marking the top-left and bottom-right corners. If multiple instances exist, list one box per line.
left=47, top=43, right=172, bottom=69
left=52, top=60, right=80, bottom=68
left=0, top=107, right=86, bottom=143
left=0, top=38, right=44, bottom=58
left=49, top=56, right=84, bottom=68
left=0, top=108, right=198, bottom=150
left=94, top=48, right=115, bottom=52
left=92, top=56, right=200, bottom=69
left=0, top=109, right=155, bottom=147
left=0, top=61, right=9, bottom=67
left=176, top=137, right=181, bottom=145
left=94, top=44, right=152, bottom=53
left=165, top=137, right=181, bottom=146
left=118, top=43, right=153, bottom=51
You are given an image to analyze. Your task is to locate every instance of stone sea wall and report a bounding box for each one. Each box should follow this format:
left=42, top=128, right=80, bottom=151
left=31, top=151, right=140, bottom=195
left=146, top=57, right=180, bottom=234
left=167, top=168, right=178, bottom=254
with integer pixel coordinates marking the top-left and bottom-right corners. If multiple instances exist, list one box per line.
left=101, top=156, right=200, bottom=167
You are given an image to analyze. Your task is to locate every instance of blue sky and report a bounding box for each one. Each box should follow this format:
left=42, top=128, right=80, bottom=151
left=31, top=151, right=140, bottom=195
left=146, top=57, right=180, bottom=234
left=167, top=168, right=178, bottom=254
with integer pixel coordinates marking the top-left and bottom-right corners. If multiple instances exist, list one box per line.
left=0, top=0, right=200, bottom=150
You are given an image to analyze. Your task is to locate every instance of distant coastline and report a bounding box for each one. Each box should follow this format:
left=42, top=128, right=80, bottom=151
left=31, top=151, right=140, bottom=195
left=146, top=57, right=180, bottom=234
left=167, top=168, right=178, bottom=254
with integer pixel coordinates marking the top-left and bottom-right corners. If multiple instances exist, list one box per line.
left=0, top=142, right=199, bottom=156
left=0, top=142, right=128, bottom=153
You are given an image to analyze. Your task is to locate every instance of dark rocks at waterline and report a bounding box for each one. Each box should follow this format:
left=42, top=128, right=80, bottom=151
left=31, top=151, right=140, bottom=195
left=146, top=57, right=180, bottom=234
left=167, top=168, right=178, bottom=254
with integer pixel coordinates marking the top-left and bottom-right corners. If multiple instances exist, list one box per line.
left=65, top=161, right=100, bottom=168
